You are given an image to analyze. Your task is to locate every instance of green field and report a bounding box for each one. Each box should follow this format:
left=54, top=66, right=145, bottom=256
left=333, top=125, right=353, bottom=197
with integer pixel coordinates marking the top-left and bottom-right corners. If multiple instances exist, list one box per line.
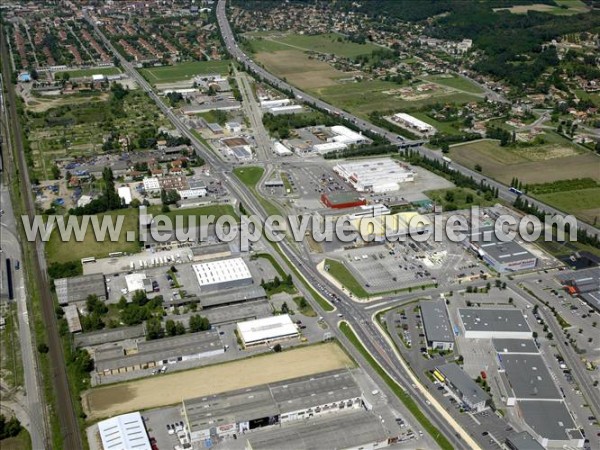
left=248, top=33, right=379, bottom=59
left=422, top=75, right=484, bottom=94
left=233, top=166, right=265, bottom=188
left=56, top=67, right=121, bottom=79
left=325, top=258, right=369, bottom=298
left=425, top=187, right=497, bottom=211
left=411, top=112, right=462, bottom=135
left=314, top=81, right=480, bottom=118
left=140, top=60, right=231, bottom=83
left=575, top=89, right=600, bottom=107
left=0, top=429, right=32, bottom=450
left=537, top=188, right=600, bottom=224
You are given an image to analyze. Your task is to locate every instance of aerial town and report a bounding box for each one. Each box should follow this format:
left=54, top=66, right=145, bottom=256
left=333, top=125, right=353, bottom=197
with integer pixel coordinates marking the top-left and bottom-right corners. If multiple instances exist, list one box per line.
left=0, top=1, right=599, bottom=450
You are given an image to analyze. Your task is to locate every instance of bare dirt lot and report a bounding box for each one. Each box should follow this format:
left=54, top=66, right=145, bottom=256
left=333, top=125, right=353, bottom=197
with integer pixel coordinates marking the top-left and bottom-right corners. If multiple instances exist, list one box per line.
left=451, top=139, right=600, bottom=184
left=82, top=343, right=353, bottom=420
left=255, top=50, right=352, bottom=90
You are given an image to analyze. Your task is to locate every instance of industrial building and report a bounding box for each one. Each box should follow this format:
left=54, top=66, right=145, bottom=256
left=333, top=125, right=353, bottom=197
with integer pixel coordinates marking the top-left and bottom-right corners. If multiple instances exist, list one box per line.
left=499, top=354, right=561, bottom=400
left=320, top=192, right=367, bottom=209
left=392, top=112, right=436, bottom=135
left=313, top=141, right=347, bottom=154
left=97, top=411, right=151, bottom=450
left=273, top=141, right=293, bottom=156
left=420, top=299, right=454, bottom=351
left=518, top=401, right=584, bottom=448
left=246, top=410, right=394, bottom=450
left=557, top=267, right=600, bottom=312
left=333, top=158, right=415, bottom=193
left=329, top=125, right=369, bottom=146
left=95, top=330, right=224, bottom=376
left=192, top=257, right=253, bottom=292
left=493, top=339, right=538, bottom=355
left=54, top=274, right=107, bottom=306
left=466, top=225, right=537, bottom=272
left=434, top=363, right=490, bottom=412
left=64, top=305, right=82, bottom=334
left=351, top=212, right=432, bottom=242
left=125, top=273, right=153, bottom=294
left=505, top=431, right=545, bottom=450
left=458, top=308, right=532, bottom=339
left=183, top=370, right=363, bottom=443
left=236, top=314, right=299, bottom=347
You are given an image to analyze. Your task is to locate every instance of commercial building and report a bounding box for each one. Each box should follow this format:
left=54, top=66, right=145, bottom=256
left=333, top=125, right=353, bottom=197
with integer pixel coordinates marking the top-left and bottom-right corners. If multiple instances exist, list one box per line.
left=97, top=411, right=151, bottom=450
left=467, top=225, right=537, bottom=272
left=142, top=176, right=161, bottom=193
left=225, top=121, right=242, bottom=133
left=505, top=431, right=545, bottom=450
left=320, top=192, right=367, bottom=209
left=55, top=274, right=107, bottom=306
left=125, top=273, right=153, bottom=294
left=434, top=363, right=490, bottom=412
left=64, top=305, right=82, bottom=334
left=183, top=370, right=363, bottom=443
left=246, top=410, right=393, bottom=450
left=117, top=186, right=132, bottom=205
left=333, top=158, right=415, bottom=193
left=95, top=330, right=224, bottom=376
left=273, top=141, right=293, bottom=156
left=493, top=339, right=538, bottom=355
left=351, top=212, right=432, bottom=242
left=420, top=299, right=454, bottom=351
left=236, top=314, right=298, bottom=347
left=459, top=308, right=532, bottom=339
left=269, top=105, right=303, bottom=114
left=499, top=354, right=561, bottom=400
left=260, top=98, right=291, bottom=109
left=313, top=141, right=347, bottom=154
left=557, top=267, right=600, bottom=312
left=192, top=257, right=253, bottom=292
left=518, top=401, right=584, bottom=448
left=392, top=113, right=436, bottom=135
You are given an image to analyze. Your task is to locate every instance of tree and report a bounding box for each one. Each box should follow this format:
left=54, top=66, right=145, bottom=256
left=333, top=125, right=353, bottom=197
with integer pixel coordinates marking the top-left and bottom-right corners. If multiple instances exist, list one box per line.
left=281, top=302, right=289, bottom=314
left=165, top=319, right=177, bottom=337
left=146, top=318, right=164, bottom=340
left=189, top=314, right=210, bottom=333
left=273, top=343, right=282, bottom=352
left=441, top=142, right=450, bottom=153
left=0, top=414, right=22, bottom=440
left=37, top=343, right=49, bottom=354
left=474, top=164, right=482, bottom=172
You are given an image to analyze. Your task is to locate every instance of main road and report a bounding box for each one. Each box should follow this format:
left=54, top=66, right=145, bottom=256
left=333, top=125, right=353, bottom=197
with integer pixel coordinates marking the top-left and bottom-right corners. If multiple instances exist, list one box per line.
left=215, top=0, right=600, bottom=240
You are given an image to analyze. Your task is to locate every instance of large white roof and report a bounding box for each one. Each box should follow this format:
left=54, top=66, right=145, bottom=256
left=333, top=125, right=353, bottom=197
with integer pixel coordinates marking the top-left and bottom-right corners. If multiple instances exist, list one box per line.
left=237, top=314, right=298, bottom=344
left=118, top=186, right=132, bottom=205
left=192, top=257, right=252, bottom=287
left=97, top=412, right=151, bottom=450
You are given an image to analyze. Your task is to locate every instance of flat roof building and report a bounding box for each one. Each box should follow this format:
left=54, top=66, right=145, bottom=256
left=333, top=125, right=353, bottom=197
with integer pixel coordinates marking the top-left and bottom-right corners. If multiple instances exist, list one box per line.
left=192, top=257, right=253, bottom=292
left=95, top=330, right=223, bottom=376
left=313, top=142, right=347, bottom=154
left=459, top=308, right=532, bottom=339
left=330, top=125, right=369, bottom=145
left=467, top=225, right=537, bottom=272
left=117, top=186, right=132, bottom=205
left=493, top=339, right=538, bottom=354
left=499, top=354, right=561, bottom=400
left=333, top=158, right=415, bottom=193
left=392, top=112, right=436, bottom=135
left=420, top=299, right=454, bottom=351
left=320, top=192, right=367, bottom=209
left=64, top=305, right=82, bottom=334
left=518, top=401, right=584, bottom=448
left=351, top=212, right=432, bottom=242
left=236, top=314, right=298, bottom=347
left=124, top=273, right=153, bottom=294
left=557, top=267, right=600, bottom=312
left=273, top=141, right=293, bottom=156
left=55, top=274, right=107, bottom=306
left=505, top=431, right=545, bottom=450
left=183, top=369, right=363, bottom=443
left=435, top=363, right=490, bottom=412
left=97, top=411, right=151, bottom=450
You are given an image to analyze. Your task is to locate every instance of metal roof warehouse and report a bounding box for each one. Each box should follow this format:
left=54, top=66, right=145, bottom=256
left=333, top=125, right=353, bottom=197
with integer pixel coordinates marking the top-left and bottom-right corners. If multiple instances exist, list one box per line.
left=459, top=308, right=532, bottom=339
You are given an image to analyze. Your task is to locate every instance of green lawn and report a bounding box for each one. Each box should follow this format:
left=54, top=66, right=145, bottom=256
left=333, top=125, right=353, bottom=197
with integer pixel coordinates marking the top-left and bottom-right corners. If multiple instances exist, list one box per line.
left=272, top=33, right=379, bottom=58
left=425, top=187, right=497, bottom=211
left=156, top=204, right=239, bottom=222
left=45, top=208, right=142, bottom=265
left=293, top=296, right=317, bottom=317
left=411, top=112, right=462, bottom=135
left=140, top=60, right=231, bottom=83
left=423, top=75, right=484, bottom=94
left=339, top=322, right=453, bottom=450
left=325, top=258, right=369, bottom=298
left=0, top=429, right=32, bottom=450
left=233, top=166, right=265, bottom=188
left=575, top=89, right=600, bottom=107
left=56, top=66, right=121, bottom=79
left=537, top=187, right=600, bottom=224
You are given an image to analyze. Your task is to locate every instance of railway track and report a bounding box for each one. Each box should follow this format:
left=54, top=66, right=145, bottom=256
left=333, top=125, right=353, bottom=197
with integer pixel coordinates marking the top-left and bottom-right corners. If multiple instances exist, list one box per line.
left=0, top=25, right=82, bottom=450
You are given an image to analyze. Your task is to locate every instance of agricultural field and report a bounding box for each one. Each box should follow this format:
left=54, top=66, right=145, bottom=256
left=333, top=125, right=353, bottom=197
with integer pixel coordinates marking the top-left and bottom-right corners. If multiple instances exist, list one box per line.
left=82, top=343, right=353, bottom=420
left=410, top=112, right=463, bottom=135
left=494, top=0, right=589, bottom=15
left=139, top=60, right=231, bottom=84
left=422, top=74, right=484, bottom=94
left=425, top=187, right=497, bottom=211
left=450, top=139, right=599, bottom=185
left=25, top=90, right=170, bottom=181
left=536, top=187, right=600, bottom=225
left=55, top=66, right=121, bottom=79
left=248, top=33, right=379, bottom=59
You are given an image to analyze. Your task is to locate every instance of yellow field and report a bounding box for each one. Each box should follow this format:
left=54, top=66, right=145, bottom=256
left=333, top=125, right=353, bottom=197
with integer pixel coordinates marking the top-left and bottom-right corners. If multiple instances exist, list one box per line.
left=82, top=343, right=353, bottom=420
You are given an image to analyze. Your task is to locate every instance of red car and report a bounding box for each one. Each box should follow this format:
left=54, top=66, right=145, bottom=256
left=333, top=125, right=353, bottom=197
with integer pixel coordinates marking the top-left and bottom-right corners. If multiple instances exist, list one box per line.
left=480, top=371, right=487, bottom=380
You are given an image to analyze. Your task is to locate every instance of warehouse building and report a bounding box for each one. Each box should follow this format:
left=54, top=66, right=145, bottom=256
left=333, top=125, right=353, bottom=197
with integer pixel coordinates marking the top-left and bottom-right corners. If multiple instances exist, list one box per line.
left=199, top=285, right=267, bottom=309
left=466, top=225, right=537, bottom=272
left=557, top=267, right=600, bottom=312
left=420, top=299, right=454, bottom=351
left=434, top=363, right=490, bottom=412
left=459, top=308, right=532, bottom=339
left=499, top=354, right=561, bottom=400
left=518, top=401, right=584, bottom=448
left=273, top=141, right=293, bottom=156
left=236, top=314, right=298, bottom=347
left=95, top=330, right=224, bottom=376
left=505, top=431, right=545, bottom=450
left=333, top=158, right=415, bottom=193
left=97, top=411, right=151, bottom=450
left=124, top=273, right=153, bottom=294
left=320, top=192, right=367, bottom=209
left=313, top=141, right=347, bottom=154
left=493, top=339, right=538, bottom=355
left=183, top=370, right=363, bottom=443
left=55, top=274, right=107, bottom=306
left=74, top=324, right=145, bottom=348
left=329, top=125, right=369, bottom=145
left=392, top=112, right=436, bottom=135
left=246, top=410, right=393, bottom=450
left=192, top=257, right=253, bottom=292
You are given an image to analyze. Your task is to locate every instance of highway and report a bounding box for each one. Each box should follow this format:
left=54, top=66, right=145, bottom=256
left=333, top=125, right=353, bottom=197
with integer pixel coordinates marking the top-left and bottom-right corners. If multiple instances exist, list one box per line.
left=215, top=0, right=600, bottom=241
left=1, top=24, right=82, bottom=449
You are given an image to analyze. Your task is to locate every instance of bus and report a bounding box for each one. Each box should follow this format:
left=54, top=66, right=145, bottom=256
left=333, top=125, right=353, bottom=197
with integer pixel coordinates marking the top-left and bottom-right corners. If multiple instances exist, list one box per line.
left=509, top=187, right=523, bottom=196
